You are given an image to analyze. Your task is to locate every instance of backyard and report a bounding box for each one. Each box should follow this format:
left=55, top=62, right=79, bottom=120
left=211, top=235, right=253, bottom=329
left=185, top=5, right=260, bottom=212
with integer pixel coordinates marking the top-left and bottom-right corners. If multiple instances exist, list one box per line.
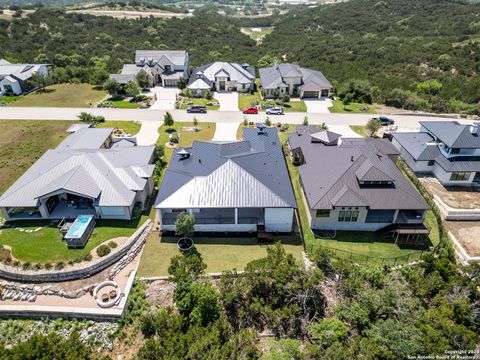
left=238, top=91, right=307, bottom=112
left=5, top=84, right=107, bottom=108
left=328, top=99, right=378, bottom=114
left=137, top=232, right=303, bottom=277
left=0, top=120, right=72, bottom=193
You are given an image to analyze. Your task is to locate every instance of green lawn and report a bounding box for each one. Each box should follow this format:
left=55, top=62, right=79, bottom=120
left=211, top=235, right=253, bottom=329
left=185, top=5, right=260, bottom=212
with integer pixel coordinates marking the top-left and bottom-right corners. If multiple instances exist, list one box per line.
left=96, top=121, right=141, bottom=136
left=0, top=96, right=19, bottom=105
left=280, top=128, right=438, bottom=264
left=238, top=92, right=306, bottom=112
left=0, top=120, right=72, bottom=193
left=137, top=232, right=303, bottom=277
left=7, top=84, right=107, bottom=108
left=350, top=125, right=368, bottom=137
left=0, top=215, right=149, bottom=264
left=178, top=98, right=220, bottom=110
left=108, top=99, right=141, bottom=109
left=240, top=27, right=273, bottom=44
left=328, top=99, right=377, bottom=114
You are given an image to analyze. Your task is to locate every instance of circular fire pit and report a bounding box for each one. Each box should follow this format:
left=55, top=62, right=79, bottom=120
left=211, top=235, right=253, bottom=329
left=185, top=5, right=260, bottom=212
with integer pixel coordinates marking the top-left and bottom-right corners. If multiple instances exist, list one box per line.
left=177, top=237, right=194, bottom=251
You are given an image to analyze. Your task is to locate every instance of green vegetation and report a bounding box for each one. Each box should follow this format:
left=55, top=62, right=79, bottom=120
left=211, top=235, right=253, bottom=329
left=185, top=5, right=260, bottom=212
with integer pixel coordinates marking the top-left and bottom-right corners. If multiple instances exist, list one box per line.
left=350, top=125, right=368, bottom=138
left=0, top=120, right=71, bottom=193
left=96, top=120, right=141, bottom=136
left=107, top=98, right=141, bottom=108
left=6, top=84, right=107, bottom=108
left=329, top=99, right=377, bottom=114
left=177, top=97, right=220, bottom=110
left=240, top=26, right=273, bottom=44
left=238, top=91, right=306, bottom=112
left=0, top=215, right=148, bottom=263
left=137, top=233, right=303, bottom=277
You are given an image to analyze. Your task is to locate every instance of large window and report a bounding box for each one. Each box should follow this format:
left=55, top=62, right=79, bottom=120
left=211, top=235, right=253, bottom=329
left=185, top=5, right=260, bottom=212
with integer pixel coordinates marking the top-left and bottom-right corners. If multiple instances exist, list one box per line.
left=316, top=210, right=330, bottom=218
left=338, top=210, right=359, bottom=222
left=450, top=172, right=470, bottom=181
left=427, top=160, right=435, bottom=166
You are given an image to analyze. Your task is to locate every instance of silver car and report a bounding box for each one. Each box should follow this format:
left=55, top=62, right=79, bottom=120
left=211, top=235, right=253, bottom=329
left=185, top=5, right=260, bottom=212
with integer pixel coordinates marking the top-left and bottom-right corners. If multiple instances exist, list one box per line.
left=266, top=107, right=284, bottom=115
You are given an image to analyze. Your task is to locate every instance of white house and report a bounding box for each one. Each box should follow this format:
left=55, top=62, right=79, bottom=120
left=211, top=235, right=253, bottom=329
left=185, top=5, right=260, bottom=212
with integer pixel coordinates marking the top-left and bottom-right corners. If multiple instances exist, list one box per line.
left=0, top=59, right=49, bottom=96
left=187, top=62, right=255, bottom=97
left=392, top=121, right=480, bottom=187
left=155, top=125, right=297, bottom=233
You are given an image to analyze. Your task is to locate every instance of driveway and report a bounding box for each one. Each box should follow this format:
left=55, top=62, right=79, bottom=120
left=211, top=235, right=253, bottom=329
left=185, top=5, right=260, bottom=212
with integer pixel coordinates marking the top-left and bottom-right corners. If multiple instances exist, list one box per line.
left=211, top=122, right=239, bottom=141
left=150, top=87, right=179, bottom=110
left=214, top=92, right=239, bottom=112
left=328, top=125, right=362, bottom=138
left=135, top=121, right=162, bottom=145
left=304, top=98, right=332, bottom=114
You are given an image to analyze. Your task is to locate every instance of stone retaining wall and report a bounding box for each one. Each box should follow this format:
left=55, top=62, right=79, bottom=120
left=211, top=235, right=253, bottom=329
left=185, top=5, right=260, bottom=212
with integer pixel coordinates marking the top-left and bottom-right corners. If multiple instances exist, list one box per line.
left=0, top=220, right=152, bottom=283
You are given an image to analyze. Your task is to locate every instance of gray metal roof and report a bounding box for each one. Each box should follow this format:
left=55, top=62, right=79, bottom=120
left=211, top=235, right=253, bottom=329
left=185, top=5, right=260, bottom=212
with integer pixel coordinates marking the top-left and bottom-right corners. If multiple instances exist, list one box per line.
left=109, top=74, right=136, bottom=85
left=57, top=128, right=113, bottom=150
left=392, top=132, right=440, bottom=160
left=155, top=127, right=296, bottom=209
left=259, top=63, right=332, bottom=90
left=135, top=50, right=187, bottom=66
left=0, top=130, right=154, bottom=208
left=187, top=62, right=255, bottom=89
left=289, top=128, right=428, bottom=210
left=0, top=60, right=47, bottom=81
left=66, top=123, right=92, bottom=133
left=420, top=121, right=480, bottom=149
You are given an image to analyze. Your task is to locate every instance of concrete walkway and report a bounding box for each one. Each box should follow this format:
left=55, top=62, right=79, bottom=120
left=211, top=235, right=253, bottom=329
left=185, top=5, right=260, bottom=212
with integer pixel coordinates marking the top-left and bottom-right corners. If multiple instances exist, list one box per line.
left=214, top=92, right=239, bottom=112
left=211, top=122, right=239, bottom=141
left=135, top=121, right=162, bottom=146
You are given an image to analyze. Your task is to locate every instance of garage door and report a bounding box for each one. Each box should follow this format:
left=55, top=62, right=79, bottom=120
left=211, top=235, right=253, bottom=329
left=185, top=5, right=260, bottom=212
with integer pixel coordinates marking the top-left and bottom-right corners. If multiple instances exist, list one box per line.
left=164, top=79, right=178, bottom=87
left=303, top=91, right=319, bottom=98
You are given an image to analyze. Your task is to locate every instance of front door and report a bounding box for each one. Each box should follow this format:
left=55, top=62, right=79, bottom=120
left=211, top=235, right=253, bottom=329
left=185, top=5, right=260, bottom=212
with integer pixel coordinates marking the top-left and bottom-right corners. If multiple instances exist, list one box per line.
left=219, top=81, right=225, bottom=91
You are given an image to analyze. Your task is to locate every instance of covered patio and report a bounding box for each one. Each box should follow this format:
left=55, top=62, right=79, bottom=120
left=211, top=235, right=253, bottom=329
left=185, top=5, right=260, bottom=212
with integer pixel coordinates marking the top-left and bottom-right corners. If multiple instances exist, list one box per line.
left=160, top=208, right=265, bottom=226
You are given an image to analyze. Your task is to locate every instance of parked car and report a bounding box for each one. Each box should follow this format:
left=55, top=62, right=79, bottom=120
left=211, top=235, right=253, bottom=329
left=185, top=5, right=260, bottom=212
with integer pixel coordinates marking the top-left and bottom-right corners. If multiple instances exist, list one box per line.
left=266, top=107, right=284, bottom=115
left=243, top=106, right=258, bottom=114
left=187, top=105, right=207, bottom=113
left=371, top=116, right=395, bottom=125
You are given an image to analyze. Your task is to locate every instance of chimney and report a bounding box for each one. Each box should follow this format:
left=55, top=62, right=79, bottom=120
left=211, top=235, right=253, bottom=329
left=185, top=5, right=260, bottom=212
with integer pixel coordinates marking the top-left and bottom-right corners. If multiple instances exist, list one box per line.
left=470, top=122, right=480, bottom=135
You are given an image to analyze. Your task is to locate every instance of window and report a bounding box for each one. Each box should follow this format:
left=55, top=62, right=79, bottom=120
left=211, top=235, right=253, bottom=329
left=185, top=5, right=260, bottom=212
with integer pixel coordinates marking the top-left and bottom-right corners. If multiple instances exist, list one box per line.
left=450, top=172, right=470, bottom=181
left=450, top=148, right=460, bottom=154
left=427, top=160, right=435, bottom=166
left=316, top=210, right=330, bottom=218
left=338, top=210, right=359, bottom=222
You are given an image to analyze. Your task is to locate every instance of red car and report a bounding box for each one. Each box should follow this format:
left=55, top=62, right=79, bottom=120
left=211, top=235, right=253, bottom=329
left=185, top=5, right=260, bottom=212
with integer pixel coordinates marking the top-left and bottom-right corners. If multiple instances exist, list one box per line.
left=242, top=106, right=258, bottom=114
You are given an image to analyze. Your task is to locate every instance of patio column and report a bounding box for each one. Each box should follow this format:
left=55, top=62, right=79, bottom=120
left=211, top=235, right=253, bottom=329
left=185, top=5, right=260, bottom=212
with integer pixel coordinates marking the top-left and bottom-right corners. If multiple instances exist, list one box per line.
left=235, top=208, right=238, bottom=225
left=392, top=210, right=400, bottom=223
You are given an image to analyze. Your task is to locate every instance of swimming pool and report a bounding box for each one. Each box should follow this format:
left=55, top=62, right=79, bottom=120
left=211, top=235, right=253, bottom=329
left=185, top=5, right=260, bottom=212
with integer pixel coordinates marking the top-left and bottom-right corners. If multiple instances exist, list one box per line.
left=65, top=215, right=95, bottom=248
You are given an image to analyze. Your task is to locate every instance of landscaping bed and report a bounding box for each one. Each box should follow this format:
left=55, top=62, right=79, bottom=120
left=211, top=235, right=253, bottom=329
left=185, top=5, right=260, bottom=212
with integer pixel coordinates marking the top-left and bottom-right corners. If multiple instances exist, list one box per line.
left=238, top=91, right=306, bottom=112
left=176, top=97, right=220, bottom=110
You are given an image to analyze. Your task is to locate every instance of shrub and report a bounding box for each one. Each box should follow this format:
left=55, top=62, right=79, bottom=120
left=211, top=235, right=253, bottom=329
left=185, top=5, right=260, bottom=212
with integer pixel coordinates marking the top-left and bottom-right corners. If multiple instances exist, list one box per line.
left=13, top=261, right=20, bottom=267
left=33, top=263, right=42, bottom=270
left=281, top=123, right=289, bottom=132
left=303, top=116, right=309, bottom=125
left=170, top=132, right=179, bottom=144
left=265, top=117, right=272, bottom=126
left=44, top=263, right=52, bottom=270
left=82, top=253, right=93, bottom=262
left=96, top=244, right=111, bottom=257
left=68, top=260, right=74, bottom=266
left=22, top=262, right=31, bottom=270
left=55, top=262, right=64, bottom=270
left=108, top=241, right=118, bottom=249
left=4, top=257, right=11, bottom=265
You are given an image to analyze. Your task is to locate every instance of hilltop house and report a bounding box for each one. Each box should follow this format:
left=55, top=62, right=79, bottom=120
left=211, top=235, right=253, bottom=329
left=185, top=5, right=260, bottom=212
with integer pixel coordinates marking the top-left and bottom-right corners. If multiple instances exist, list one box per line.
left=0, top=127, right=155, bottom=221
left=187, top=62, right=255, bottom=97
left=155, top=125, right=296, bottom=233
left=109, top=50, right=189, bottom=87
left=259, top=63, right=332, bottom=99
left=0, top=59, right=49, bottom=96
left=288, top=125, right=429, bottom=240
left=392, top=121, right=480, bottom=186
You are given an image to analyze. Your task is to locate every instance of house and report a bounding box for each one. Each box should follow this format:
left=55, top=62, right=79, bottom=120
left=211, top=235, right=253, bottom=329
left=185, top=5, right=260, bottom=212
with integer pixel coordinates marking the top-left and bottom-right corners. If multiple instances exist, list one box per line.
left=0, top=59, right=49, bottom=96
left=259, top=63, right=332, bottom=99
left=288, top=125, right=429, bottom=238
left=155, top=125, right=297, bottom=233
left=187, top=62, right=255, bottom=97
left=0, top=127, right=155, bottom=221
left=392, top=121, right=480, bottom=186
left=109, top=50, right=189, bottom=88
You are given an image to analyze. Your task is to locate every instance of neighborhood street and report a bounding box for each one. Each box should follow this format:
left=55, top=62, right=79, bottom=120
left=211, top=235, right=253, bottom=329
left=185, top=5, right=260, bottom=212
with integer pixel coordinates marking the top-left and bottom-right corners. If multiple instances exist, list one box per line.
left=0, top=106, right=469, bottom=130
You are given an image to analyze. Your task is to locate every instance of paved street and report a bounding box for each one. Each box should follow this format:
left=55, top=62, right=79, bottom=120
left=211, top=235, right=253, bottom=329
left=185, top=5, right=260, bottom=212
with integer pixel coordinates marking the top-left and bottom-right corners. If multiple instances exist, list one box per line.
left=0, top=106, right=469, bottom=130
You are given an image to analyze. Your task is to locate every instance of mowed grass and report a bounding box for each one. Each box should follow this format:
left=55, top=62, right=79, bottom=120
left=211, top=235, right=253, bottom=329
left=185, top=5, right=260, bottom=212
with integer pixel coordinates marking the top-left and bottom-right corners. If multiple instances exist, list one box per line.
left=238, top=91, right=306, bottom=112
left=0, top=120, right=72, bottom=193
left=137, top=232, right=304, bottom=277
left=350, top=125, right=368, bottom=137
left=0, top=216, right=149, bottom=263
left=8, top=84, right=107, bottom=108
left=108, top=99, right=141, bottom=109
left=328, top=99, right=377, bottom=114
left=178, top=98, right=220, bottom=110
left=96, top=121, right=141, bottom=136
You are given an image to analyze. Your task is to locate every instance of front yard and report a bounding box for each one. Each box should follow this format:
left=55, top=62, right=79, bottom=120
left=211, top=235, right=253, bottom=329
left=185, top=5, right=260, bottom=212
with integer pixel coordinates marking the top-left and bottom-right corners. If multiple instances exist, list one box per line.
left=238, top=91, right=307, bottom=112
left=328, top=99, right=378, bottom=114
left=5, top=84, right=107, bottom=108
left=96, top=121, right=141, bottom=136
left=177, top=97, right=220, bottom=110
left=137, top=232, right=303, bottom=277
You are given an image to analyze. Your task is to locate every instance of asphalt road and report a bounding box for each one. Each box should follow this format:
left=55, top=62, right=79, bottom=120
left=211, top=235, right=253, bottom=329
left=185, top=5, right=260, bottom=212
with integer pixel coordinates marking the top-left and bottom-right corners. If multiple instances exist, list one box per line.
left=0, top=107, right=469, bottom=130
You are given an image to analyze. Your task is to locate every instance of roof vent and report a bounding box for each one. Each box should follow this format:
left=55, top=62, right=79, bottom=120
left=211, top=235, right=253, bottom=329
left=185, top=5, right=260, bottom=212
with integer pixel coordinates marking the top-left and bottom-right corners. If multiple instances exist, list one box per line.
left=177, top=148, right=190, bottom=160
left=351, top=156, right=354, bottom=162
left=257, top=123, right=266, bottom=135
left=470, top=122, right=480, bottom=135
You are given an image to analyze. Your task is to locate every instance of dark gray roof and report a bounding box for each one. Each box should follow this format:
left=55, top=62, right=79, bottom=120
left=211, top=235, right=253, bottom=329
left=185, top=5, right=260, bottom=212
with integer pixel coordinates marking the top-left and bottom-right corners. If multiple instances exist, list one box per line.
left=392, top=132, right=440, bottom=160
left=289, top=129, right=428, bottom=210
left=421, top=121, right=480, bottom=149
left=155, top=127, right=296, bottom=209
left=341, top=138, right=400, bottom=156
left=135, top=50, right=187, bottom=66
left=289, top=125, right=341, bottom=147
left=434, top=155, right=480, bottom=172
left=259, top=63, right=332, bottom=90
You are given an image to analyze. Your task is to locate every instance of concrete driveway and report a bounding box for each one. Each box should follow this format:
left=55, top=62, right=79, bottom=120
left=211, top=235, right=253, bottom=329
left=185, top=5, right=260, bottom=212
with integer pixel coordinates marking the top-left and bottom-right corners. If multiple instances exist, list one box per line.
left=150, top=87, right=179, bottom=110
left=328, top=125, right=362, bottom=138
left=304, top=98, right=332, bottom=114
left=211, top=122, right=239, bottom=141
left=135, top=121, right=162, bottom=145
left=214, top=92, right=239, bottom=112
